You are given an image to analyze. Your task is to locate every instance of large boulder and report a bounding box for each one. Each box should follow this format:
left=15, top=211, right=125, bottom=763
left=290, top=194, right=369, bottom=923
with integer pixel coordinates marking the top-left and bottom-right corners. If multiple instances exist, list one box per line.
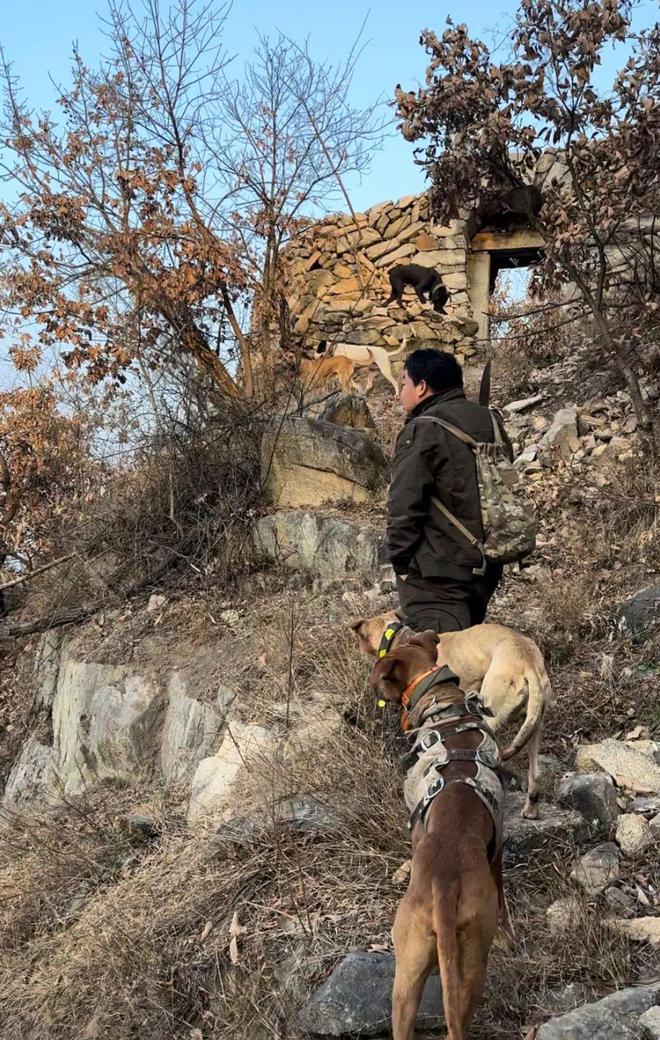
left=297, top=952, right=443, bottom=1036
left=32, top=629, right=64, bottom=709
left=261, top=416, right=387, bottom=509
left=617, top=585, right=660, bottom=642
left=52, top=656, right=164, bottom=795
left=254, top=511, right=384, bottom=582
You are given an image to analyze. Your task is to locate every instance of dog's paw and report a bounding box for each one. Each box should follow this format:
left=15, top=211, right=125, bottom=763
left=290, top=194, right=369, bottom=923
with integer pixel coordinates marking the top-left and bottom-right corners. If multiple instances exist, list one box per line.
left=520, top=804, right=539, bottom=820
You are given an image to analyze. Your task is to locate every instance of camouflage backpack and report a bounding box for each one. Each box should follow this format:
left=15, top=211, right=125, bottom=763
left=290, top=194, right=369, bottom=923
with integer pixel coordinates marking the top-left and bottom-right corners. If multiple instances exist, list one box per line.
left=418, top=411, right=536, bottom=571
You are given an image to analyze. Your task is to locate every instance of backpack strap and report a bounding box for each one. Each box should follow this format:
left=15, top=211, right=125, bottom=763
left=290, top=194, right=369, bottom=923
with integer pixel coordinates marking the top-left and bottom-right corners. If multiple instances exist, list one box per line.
left=416, top=415, right=479, bottom=448
left=416, top=416, right=487, bottom=577
left=430, top=495, right=487, bottom=577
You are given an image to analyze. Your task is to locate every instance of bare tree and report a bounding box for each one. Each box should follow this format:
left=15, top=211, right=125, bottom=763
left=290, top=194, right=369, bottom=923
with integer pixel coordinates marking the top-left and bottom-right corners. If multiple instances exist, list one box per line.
left=395, top=0, right=659, bottom=442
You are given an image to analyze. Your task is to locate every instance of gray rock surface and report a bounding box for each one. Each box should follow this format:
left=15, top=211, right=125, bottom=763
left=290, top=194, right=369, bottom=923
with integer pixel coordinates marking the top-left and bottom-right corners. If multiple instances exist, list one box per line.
left=261, top=416, right=387, bottom=509
left=536, top=984, right=660, bottom=1039
left=575, top=739, right=660, bottom=795
left=570, top=842, right=621, bottom=894
left=254, top=511, right=384, bottom=582
left=617, top=585, right=660, bottom=642
left=160, top=674, right=224, bottom=784
left=557, top=772, right=619, bottom=832
left=32, top=629, right=64, bottom=709
left=616, top=813, right=654, bottom=856
left=298, top=952, right=443, bottom=1036
left=318, top=392, right=375, bottom=429
left=639, top=1005, right=660, bottom=1038
left=503, top=794, right=589, bottom=863
left=2, top=737, right=55, bottom=807
left=52, top=656, right=164, bottom=795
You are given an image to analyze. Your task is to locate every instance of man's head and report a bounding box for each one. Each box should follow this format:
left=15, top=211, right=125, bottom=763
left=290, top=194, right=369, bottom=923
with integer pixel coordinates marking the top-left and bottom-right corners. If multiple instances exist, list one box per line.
left=399, top=349, right=463, bottom=414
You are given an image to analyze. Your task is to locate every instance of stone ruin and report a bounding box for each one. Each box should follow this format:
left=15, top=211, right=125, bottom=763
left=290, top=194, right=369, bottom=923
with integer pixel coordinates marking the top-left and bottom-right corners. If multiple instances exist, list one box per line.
left=284, top=191, right=482, bottom=364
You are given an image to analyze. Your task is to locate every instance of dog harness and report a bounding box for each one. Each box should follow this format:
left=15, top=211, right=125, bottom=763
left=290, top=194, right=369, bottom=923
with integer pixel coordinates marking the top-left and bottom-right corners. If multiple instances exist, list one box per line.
left=402, top=692, right=504, bottom=860
left=377, top=620, right=405, bottom=658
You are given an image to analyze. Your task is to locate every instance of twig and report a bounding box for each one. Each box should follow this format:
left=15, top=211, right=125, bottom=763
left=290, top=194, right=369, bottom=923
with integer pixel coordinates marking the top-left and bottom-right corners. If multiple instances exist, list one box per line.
left=0, top=552, right=77, bottom=592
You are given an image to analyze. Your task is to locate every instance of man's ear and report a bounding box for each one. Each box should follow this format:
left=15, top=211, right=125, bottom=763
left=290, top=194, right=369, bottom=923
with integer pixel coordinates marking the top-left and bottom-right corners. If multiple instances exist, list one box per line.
left=369, top=655, right=403, bottom=703
left=409, top=629, right=439, bottom=658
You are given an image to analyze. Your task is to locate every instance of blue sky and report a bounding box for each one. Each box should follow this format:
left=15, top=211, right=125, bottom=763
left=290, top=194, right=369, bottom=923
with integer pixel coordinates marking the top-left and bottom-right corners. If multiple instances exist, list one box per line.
left=3, top=0, right=655, bottom=213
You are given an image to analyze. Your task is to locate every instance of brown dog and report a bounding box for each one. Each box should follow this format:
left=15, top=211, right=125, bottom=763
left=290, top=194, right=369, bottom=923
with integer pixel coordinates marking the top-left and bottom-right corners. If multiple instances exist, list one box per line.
left=351, top=613, right=553, bottom=818
left=371, top=632, right=504, bottom=1039
left=297, top=353, right=358, bottom=393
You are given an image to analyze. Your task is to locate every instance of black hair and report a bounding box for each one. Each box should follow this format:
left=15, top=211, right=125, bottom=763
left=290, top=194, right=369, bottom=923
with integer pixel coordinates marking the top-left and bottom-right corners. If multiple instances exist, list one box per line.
left=404, top=349, right=463, bottom=392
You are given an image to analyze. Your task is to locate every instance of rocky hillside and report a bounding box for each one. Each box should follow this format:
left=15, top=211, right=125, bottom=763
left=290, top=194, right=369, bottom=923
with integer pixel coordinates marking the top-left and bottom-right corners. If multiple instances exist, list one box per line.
left=0, top=337, right=658, bottom=1039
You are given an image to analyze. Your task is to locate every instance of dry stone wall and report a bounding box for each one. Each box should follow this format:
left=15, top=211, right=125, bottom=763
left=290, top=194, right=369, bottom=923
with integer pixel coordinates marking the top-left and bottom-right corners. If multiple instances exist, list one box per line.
left=285, top=192, right=480, bottom=362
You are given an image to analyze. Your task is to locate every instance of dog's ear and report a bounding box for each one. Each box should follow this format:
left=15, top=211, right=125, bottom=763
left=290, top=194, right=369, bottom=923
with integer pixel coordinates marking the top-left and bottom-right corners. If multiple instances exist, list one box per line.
left=348, top=617, right=377, bottom=657
left=369, top=655, right=404, bottom=703
left=408, top=629, right=439, bottom=659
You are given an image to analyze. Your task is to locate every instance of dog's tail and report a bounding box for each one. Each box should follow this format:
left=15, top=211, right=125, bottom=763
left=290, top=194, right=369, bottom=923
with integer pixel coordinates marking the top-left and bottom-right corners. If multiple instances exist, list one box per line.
left=501, top=670, right=549, bottom=761
left=386, top=336, right=410, bottom=359
left=433, top=882, right=463, bottom=1038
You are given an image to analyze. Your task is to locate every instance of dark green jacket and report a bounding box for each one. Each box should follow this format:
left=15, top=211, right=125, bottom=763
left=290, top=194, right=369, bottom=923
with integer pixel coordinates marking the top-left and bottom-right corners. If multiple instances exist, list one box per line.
left=386, top=388, right=510, bottom=580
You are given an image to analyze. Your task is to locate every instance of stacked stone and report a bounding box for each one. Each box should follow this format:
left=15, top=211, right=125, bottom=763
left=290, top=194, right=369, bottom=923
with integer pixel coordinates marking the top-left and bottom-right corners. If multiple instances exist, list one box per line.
left=285, top=192, right=479, bottom=361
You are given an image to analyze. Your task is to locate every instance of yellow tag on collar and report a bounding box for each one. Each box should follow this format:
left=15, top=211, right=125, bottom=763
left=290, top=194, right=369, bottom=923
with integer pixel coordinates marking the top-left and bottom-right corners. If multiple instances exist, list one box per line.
left=378, top=648, right=387, bottom=658
left=385, top=626, right=396, bottom=639
left=377, top=699, right=386, bottom=709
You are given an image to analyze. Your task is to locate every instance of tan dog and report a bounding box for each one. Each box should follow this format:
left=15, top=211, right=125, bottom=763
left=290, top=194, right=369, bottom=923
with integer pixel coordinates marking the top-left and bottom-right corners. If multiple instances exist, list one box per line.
left=351, top=613, right=553, bottom=819
left=297, top=353, right=358, bottom=393
left=320, top=339, right=408, bottom=393
left=371, top=633, right=504, bottom=1040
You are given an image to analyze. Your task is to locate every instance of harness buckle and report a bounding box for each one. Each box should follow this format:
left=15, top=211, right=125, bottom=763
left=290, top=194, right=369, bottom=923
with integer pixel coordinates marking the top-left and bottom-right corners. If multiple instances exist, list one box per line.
left=465, top=692, right=492, bottom=718
left=418, top=730, right=442, bottom=755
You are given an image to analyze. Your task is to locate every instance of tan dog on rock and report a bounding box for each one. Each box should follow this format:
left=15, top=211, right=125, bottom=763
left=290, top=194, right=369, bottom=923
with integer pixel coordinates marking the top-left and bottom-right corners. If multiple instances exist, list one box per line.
left=370, top=632, right=505, bottom=1040
left=351, top=613, right=553, bottom=819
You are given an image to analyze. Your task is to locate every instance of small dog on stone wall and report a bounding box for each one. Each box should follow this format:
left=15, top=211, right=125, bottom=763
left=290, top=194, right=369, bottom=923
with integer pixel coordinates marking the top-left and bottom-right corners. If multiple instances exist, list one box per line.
left=386, top=264, right=449, bottom=314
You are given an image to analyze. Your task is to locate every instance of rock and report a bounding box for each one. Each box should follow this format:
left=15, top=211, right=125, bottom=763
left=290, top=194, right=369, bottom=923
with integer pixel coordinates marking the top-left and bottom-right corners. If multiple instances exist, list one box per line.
left=536, top=984, right=660, bottom=1039
left=414, top=233, right=440, bottom=250
left=187, top=722, right=275, bottom=825
left=538, top=754, right=566, bottom=785
left=616, top=814, right=654, bottom=856
left=254, top=511, right=383, bottom=582
left=217, top=795, right=344, bottom=846
left=504, top=394, right=544, bottom=414
left=640, top=1005, right=660, bottom=1038
left=546, top=897, right=583, bottom=937
left=650, top=813, right=660, bottom=838
left=557, top=772, right=619, bottom=832
left=597, top=985, right=660, bottom=1017
left=2, top=736, right=55, bottom=807
left=146, top=593, right=167, bottom=614
left=610, top=918, right=660, bottom=946
left=32, top=629, right=64, bottom=709
left=544, top=983, right=590, bottom=1015
left=570, top=842, right=620, bottom=894
left=503, top=794, right=589, bottom=863
left=261, top=417, right=387, bottom=509
left=539, top=406, right=579, bottom=454
left=297, top=952, right=443, bottom=1036
left=617, top=586, right=660, bottom=642
left=123, top=810, right=161, bottom=841
left=629, top=797, right=660, bottom=817
left=319, top=393, right=375, bottom=429
left=575, top=739, right=660, bottom=795
left=160, top=676, right=223, bottom=784
left=52, top=657, right=164, bottom=795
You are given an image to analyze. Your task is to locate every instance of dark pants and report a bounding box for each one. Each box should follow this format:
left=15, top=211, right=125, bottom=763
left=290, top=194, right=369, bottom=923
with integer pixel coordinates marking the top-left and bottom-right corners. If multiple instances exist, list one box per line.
left=397, top=562, right=503, bottom=633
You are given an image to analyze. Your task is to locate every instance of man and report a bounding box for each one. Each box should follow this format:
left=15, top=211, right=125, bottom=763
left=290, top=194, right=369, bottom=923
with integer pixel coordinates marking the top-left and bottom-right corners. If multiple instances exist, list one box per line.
left=386, top=349, right=511, bottom=633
